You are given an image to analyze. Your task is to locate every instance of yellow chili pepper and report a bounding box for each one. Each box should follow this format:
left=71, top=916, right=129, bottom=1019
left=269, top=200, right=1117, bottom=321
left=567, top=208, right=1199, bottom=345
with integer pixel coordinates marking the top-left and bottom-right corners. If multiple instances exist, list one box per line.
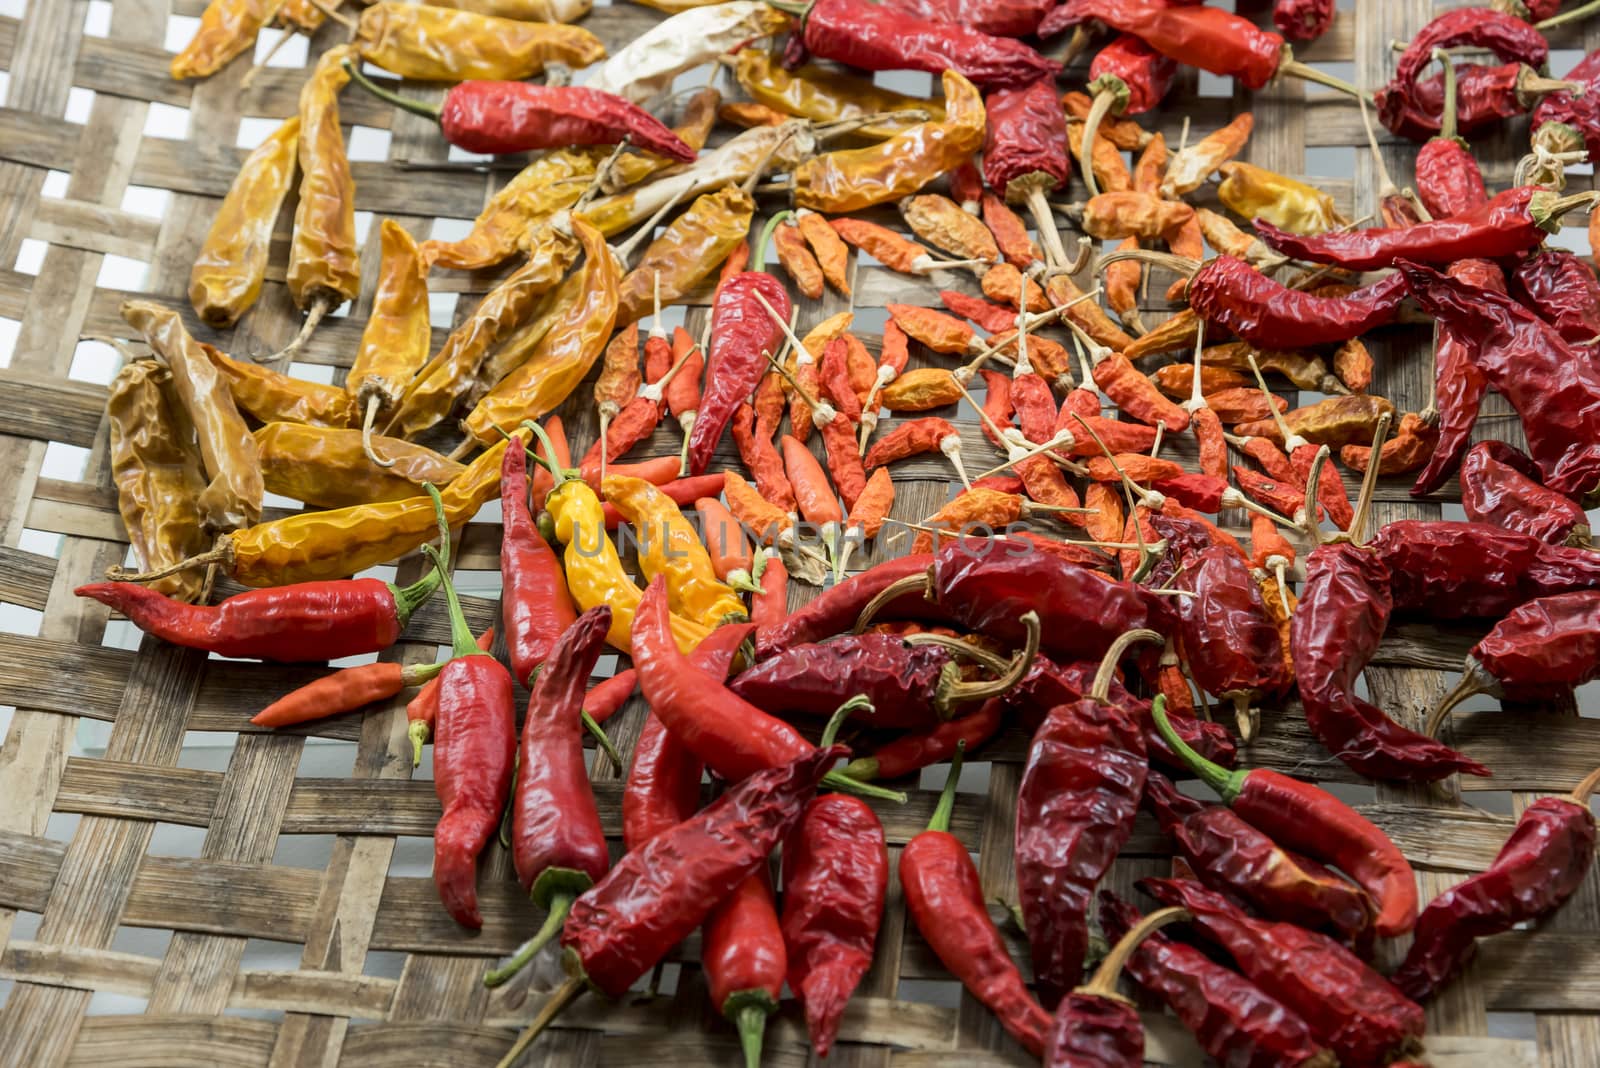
left=108, top=359, right=209, bottom=602
left=467, top=257, right=586, bottom=409
left=255, top=422, right=464, bottom=508
left=350, top=220, right=431, bottom=447
left=1217, top=161, right=1347, bottom=236
left=420, top=148, right=601, bottom=272
left=793, top=71, right=986, bottom=214
left=171, top=0, right=279, bottom=80
left=602, top=474, right=746, bottom=627
left=285, top=44, right=361, bottom=357
left=190, top=116, right=299, bottom=328
left=202, top=344, right=356, bottom=428
left=429, top=0, right=593, bottom=21
left=121, top=301, right=263, bottom=532
left=546, top=476, right=710, bottom=655
left=464, top=217, right=620, bottom=444
left=1162, top=113, right=1254, bottom=198
left=276, top=0, right=321, bottom=31
left=616, top=186, right=754, bottom=325
left=389, top=226, right=579, bottom=438
left=355, top=2, right=604, bottom=81
left=882, top=367, right=962, bottom=412
left=731, top=48, right=940, bottom=141
left=900, top=193, right=999, bottom=265
left=606, top=87, right=721, bottom=193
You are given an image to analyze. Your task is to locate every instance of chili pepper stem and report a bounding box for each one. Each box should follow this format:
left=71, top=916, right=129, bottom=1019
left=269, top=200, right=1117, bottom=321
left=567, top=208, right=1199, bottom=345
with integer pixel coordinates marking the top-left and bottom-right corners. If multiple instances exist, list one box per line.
left=733, top=1001, right=770, bottom=1068
left=853, top=569, right=934, bottom=634
left=483, top=891, right=575, bottom=988
left=241, top=24, right=298, bottom=91
left=107, top=542, right=231, bottom=582
left=1424, top=656, right=1501, bottom=740
left=1537, top=0, right=1600, bottom=30
left=934, top=611, right=1040, bottom=717
left=343, top=60, right=443, bottom=122
left=902, top=633, right=1010, bottom=673
left=1150, top=695, right=1244, bottom=801
left=494, top=973, right=586, bottom=1068
left=925, top=739, right=966, bottom=834
left=1246, top=352, right=1309, bottom=453
left=270, top=293, right=336, bottom=364
left=1296, top=446, right=1331, bottom=545
left=967, top=428, right=1080, bottom=481
left=581, top=710, right=623, bottom=770
left=1019, top=183, right=1073, bottom=276
left=1090, top=628, right=1165, bottom=703
left=360, top=395, right=397, bottom=469
left=822, top=695, right=873, bottom=748
left=1343, top=411, right=1391, bottom=545
left=1277, top=51, right=1369, bottom=101
left=1568, top=766, right=1600, bottom=805
left=1354, top=90, right=1405, bottom=202
left=613, top=183, right=697, bottom=264
left=409, top=719, right=430, bottom=767
left=1077, top=906, right=1191, bottom=999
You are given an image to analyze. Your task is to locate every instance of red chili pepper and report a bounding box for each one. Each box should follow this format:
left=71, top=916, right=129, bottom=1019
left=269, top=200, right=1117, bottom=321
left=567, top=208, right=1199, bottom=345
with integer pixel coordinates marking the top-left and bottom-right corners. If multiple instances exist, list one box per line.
left=981, top=191, right=1044, bottom=269
left=1186, top=255, right=1409, bottom=350
left=1511, top=248, right=1600, bottom=348
left=781, top=794, right=888, bottom=1056
left=1088, top=34, right=1177, bottom=120
left=1381, top=60, right=1570, bottom=141
left=950, top=157, right=984, bottom=212
left=427, top=545, right=515, bottom=930
left=879, top=0, right=1052, bottom=36
left=1399, top=259, right=1600, bottom=498
left=878, top=317, right=910, bottom=376
left=1385, top=8, right=1548, bottom=115
left=1532, top=48, right=1600, bottom=160
left=843, top=465, right=894, bottom=542
left=900, top=743, right=1053, bottom=1054
left=843, top=697, right=1004, bottom=781
left=703, top=868, right=786, bottom=1067
left=1410, top=258, right=1504, bottom=496
left=1233, top=465, right=1309, bottom=519
left=345, top=63, right=694, bottom=159
left=940, top=289, right=1016, bottom=335
left=1099, top=891, right=1337, bottom=1068
left=1146, top=474, right=1230, bottom=514
left=404, top=626, right=494, bottom=764
left=1373, top=518, right=1600, bottom=619
left=977, top=368, right=1016, bottom=448
left=1461, top=440, right=1591, bottom=546
left=1144, top=771, right=1374, bottom=949
left=864, top=416, right=958, bottom=468
left=820, top=411, right=869, bottom=513
left=982, top=77, right=1072, bottom=264
left=820, top=337, right=864, bottom=424
left=1150, top=695, right=1421, bottom=937
left=253, top=659, right=444, bottom=729
left=754, top=553, right=941, bottom=658
left=684, top=214, right=792, bottom=476
left=1273, top=0, right=1334, bottom=40
left=1411, top=57, right=1488, bottom=219
left=732, top=402, right=798, bottom=514
left=1391, top=767, right=1600, bottom=1003
left=528, top=415, right=570, bottom=512
left=621, top=622, right=753, bottom=850
left=696, top=495, right=762, bottom=592
left=501, top=442, right=577, bottom=688
left=481, top=606, right=613, bottom=986
left=798, top=0, right=1062, bottom=88
left=77, top=568, right=441, bottom=663
left=581, top=669, right=635, bottom=727
left=1017, top=632, right=1154, bottom=1006
left=1142, top=876, right=1424, bottom=1067
left=1077, top=336, right=1190, bottom=432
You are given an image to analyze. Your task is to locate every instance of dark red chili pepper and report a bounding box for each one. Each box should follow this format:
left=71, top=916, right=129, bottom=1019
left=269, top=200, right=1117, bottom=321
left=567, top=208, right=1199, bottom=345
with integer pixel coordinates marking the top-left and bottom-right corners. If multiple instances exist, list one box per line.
left=797, top=0, right=1062, bottom=89
left=1410, top=258, right=1505, bottom=497
left=1531, top=48, right=1600, bottom=160
left=1232, top=465, right=1309, bottom=519
left=1380, top=62, right=1573, bottom=141
left=1256, top=187, right=1587, bottom=271
left=1391, top=767, right=1600, bottom=1003
left=1143, top=771, right=1374, bottom=949
left=344, top=63, right=694, bottom=159
left=1150, top=696, right=1421, bottom=937
left=982, top=77, right=1072, bottom=263
left=1398, top=259, right=1600, bottom=498
left=879, top=0, right=1053, bottom=37
left=685, top=214, right=793, bottom=476
left=1273, top=0, right=1334, bottom=41
left=1292, top=541, right=1491, bottom=782
left=1087, top=34, right=1177, bottom=118
left=1374, top=518, right=1600, bottom=619
left=425, top=544, right=515, bottom=930
left=1017, top=631, right=1154, bottom=1007
left=900, top=743, right=1053, bottom=1055
left=482, top=606, right=612, bottom=985
left=703, top=868, right=786, bottom=1068
left=1388, top=8, right=1548, bottom=110
left=500, top=442, right=577, bottom=688
left=1138, top=877, right=1423, bottom=1067
left=1099, top=890, right=1337, bottom=1068
left=754, top=552, right=941, bottom=658
left=1185, top=255, right=1409, bottom=349
left=781, top=794, right=888, bottom=1057
left=842, top=697, right=1004, bottom=780
left=77, top=568, right=440, bottom=663
left=1511, top=248, right=1600, bottom=348
left=1461, top=440, right=1591, bottom=546
left=1411, top=57, right=1488, bottom=218
left=820, top=337, right=864, bottom=425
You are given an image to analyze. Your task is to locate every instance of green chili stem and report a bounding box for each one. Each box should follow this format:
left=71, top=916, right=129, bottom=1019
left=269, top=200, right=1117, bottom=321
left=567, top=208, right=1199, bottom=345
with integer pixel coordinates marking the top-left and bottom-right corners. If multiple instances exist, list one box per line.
left=735, top=1004, right=766, bottom=1068
left=420, top=544, right=482, bottom=660
left=751, top=209, right=794, bottom=273
left=582, top=710, right=623, bottom=768
left=822, top=695, right=873, bottom=748
left=483, top=891, right=574, bottom=987
left=1149, top=695, right=1242, bottom=803
left=342, top=59, right=442, bottom=123
left=521, top=421, right=571, bottom=485
left=925, top=739, right=966, bottom=834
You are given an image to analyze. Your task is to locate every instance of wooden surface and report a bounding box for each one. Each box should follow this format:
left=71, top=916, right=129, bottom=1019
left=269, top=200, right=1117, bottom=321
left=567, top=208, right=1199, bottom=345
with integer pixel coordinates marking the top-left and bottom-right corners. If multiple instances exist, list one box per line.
left=0, top=0, right=1597, bottom=1065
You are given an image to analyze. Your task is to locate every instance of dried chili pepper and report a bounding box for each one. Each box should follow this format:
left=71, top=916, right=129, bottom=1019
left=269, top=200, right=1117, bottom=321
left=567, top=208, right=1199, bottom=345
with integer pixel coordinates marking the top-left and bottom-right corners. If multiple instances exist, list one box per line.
left=1017, top=630, right=1155, bottom=1006
left=1216, top=161, right=1344, bottom=235
left=1078, top=36, right=1176, bottom=199
left=731, top=403, right=797, bottom=514
left=190, top=116, right=299, bottom=327
left=354, top=2, right=603, bottom=81
left=586, top=2, right=789, bottom=104
left=1392, top=767, right=1600, bottom=1003
left=1274, top=0, right=1334, bottom=40
left=774, top=219, right=825, bottom=299
left=619, top=186, right=758, bottom=326
left=864, top=416, right=958, bottom=469
left=843, top=697, right=1003, bottom=782
left=819, top=337, right=863, bottom=424
left=720, top=100, right=790, bottom=128
left=500, top=442, right=577, bottom=687
left=203, top=346, right=356, bottom=429
left=1374, top=518, right=1600, bottom=620
left=171, top=0, right=276, bottom=79
left=421, top=149, right=598, bottom=272
left=980, top=192, right=1043, bottom=271
left=796, top=0, right=1060, bottom=87
left=1235, top=393, right=1396, bottom=451
left=346, top=219, right=431, bottom=464
left=120, top=301, right=261, bottom=532
left=605, top=474, right=746, bottom=628
left=106, top=359, right=208, bottom=603
left=1098, top=891, right=1337, bottom=1068
left=1062, top=89, right=1152, bottom=150
left=882, top=367, right=964, bottom=412
left=901, top=743, right=1053, bottom=1055
left=731, top=46, right=940, bottom=140
left=254, top=424, right=460, bottom=510
left=1232, top=465, right=1308, bottom=521
left=901, top=193, right=1000, bottom=265
left=1339, top=412, right=1438, bottom=476
left=752, top=552, right=938, bottom=656
left=1381, top=7, right=1547, bottom=116
left=1512, top=248, right=1600, bottom=348
left=1461, top=440, right=1590, bottom=546
left=1410, top=257, right=1505, bottom=497
left=1155, top=113, right=1257, bottom=196
left=1072, top=329, right=1190, bottom=432
left=1080, top=192, right=1194, bottom=243
left=1182, top=255, right=1408, bottom=350
left=430, top=0, right=593, bottom=20
left=1414, top=56, right=1489, bottom=220
left=791, top=209, right=850, bottom=295
left=982, top=78, right=1075, bottom=268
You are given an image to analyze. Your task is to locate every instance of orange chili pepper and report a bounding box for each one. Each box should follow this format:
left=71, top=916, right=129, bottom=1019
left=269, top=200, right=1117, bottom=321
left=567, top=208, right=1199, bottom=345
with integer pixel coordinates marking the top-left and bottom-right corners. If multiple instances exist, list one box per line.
left=1255, top=566, right=1296, bottom=685
left=795, top=209, right=851, bottom=295
left=980, top=192, right=1042, bottom=270
left=719, top=100, right=791, bottom=127
left=781, top=434, right=843, bottom=531
left=882, top=367, right=962, bottom=412
left=887, top=303, right=975, bottom=355
left=1235, top=395, right=1396, bottom=450
left=879, top=319, right=910, bottom=376
left=843, top=334, right=877, bottom=402
left=981, top=262, right=1049, bottom=313
left=1083, top=481, right=1124, bottom=546
left=1133, top=132, right=1167, bottom=194
left=1087, top=454, right=1185, bottom=483
left=1079, top=339, right=1190, bottom=432
left=1081, top=192, right=1194, bottom=242
left=529, top=416, right=570, bottom=512
left=725, top=470, right=794, bottom=546
left=666, top=325, right=705, bottom=460
left=1118, top=505, right=1158, bottom=579
left=1163, top=113, right=1254, bottom=198
left=1206, top=387, right=1289, bottom=425
left=1062, top=90, right=1151, bottom=151
left=190, top=116, right=300, bottom=327
left=911, top=489, right=1025, bottom=554
left=1192, top=406, right=1227, bottom=480
left=978, top=368, right=1015, bottom=448
left=1067, top=122, right=1134, bottom=194
left=594, top=321, right=642, bottom=451
left=828, top=217, right=942, bottom=275
left=1105, top=236, right=1143, bottom=334
left=696, top=495, right=762, bottom=592
left=733, top=402, right=797, bottom=513
left=1045, top=274, right=1136, bottom=353
left=1165, top=213, right=1205, bottom=300
left=1248, top=511, right=1296, bottom=572
left=1062, top=416, right=1160, bottom=458
left=1332, top=338, right=1374, bottom=393
left=845, top=466, right=894, bottom=540
left=1122, top=309, right=1201, bottom=361
left=1194, top=207, right=1282, bottom=269
left=753, top=371, right=787, bottom=440
left=1151, top=363, right=1250, bottom=399
left=901, top=194, right=1000, bottom=265
left=255, top=659, right=445, bottom=729
left=1339, top=412, right=1439, bottom=476
left=774, top=219, right=825, bottom=299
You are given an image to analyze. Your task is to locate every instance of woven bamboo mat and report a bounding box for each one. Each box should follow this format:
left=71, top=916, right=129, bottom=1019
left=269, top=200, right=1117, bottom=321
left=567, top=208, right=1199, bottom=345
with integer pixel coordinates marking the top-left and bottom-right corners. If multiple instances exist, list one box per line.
left=0, top=0, right=1598, bottom=1064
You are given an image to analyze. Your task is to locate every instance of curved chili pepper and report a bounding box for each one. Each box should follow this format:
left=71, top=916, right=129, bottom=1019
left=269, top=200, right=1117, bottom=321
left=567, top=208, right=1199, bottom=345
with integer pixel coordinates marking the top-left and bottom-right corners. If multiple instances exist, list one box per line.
left=1461, top=440, right=1590, bottom=546
left=1392, top=767, right=1600, bottom=1003
left=1274, top=0, right=1334, bottom=40
left=864, top=417, right=958, bottom=468
left=500, top=443, right=576, bottom=688
left=843, top=697, right=1004, bottom=781
left=1413, top=60, right=1488, bottom=219
left=1150, top=696, right=1421, bottom=937
left=1099, top=891, right=1337, bottom=1068
left=1511, top=248, right=1600, bottom=347
left=405, top=627, right=494, bottom=765
left=731, top=403, right=797, bottom=514
left=901, top=744, right=1053, bottom=1054
left=982, top=191, right=1044, bottom=270
left=781, top=794, right=888, bottom=1057
left=797, top=0, right=1061, bottom=88
left=1185, top=255, right=1408, bottom=349
left=1410, top=258, right=1504, bottom=496
left=1374, top=518, right=1600, bottom=619
left=1017, top=633, right=1154, bottom=1006
left=604, top=474, right=745, bottom=627
left=1388, top=7, right=1548, bottom=110
left=1140, top=877, right=1423, bottom=1067
left=252, top=659, right=444, bottom=729
left=190, top=115, right=299, bottom=327
left=1380, top=60, right=1570, bottom=141
left=1531, top=48, right=1600, bottom=161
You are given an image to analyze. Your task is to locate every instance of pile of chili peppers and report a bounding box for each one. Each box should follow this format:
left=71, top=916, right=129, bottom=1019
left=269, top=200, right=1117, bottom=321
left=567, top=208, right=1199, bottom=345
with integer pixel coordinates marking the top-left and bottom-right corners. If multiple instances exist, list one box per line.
left=75, top=1, right=1600, bottom=1063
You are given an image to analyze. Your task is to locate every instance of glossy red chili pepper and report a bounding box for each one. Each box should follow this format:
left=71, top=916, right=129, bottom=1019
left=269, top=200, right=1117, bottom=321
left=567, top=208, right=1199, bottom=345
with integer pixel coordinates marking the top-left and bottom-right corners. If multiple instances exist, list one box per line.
left=880, top=0, right=1052, bottom=36
left=901, top=744, right=1053, bottom=1055
left=345, top=64, right=695, bottom=159
left=1144, top=771, right=1374, bottom=949
left=1151, top=696, right=1421, bottom=937
left=1017, top=634, right=1153, bottom=1007
left=1389, top=8, right=1548, bottom=109
left=1410, top=258, right=1505, bottom=496
left=983, top=76, right=1071, bottom=203
left=732, top=402, right=797, bottom=514
left=1088, top=34, right=1177, bottom=115
left=799, top=0, right=1062, bottom=89
left=1511, top=249, right=1600, bottom=348
left=750, top=548, right=789, bottom=632
left=703, top=868, right=786, bottom=1068
left=1186, top=255, right=1409, bottom=349
left=781, top=794, right=888, bottom=1056
left=1049, top=0, right=1282, bottom=89
left=428, top=547, right=515, bottom=930
left=1392, top=767, right=1600, bottom=1003
left=1400, top=260, right=1600, bottom=497
left=1140, top=877, right=1424, bottom=1067
left=1461, top=440, right=1591, bottom=546
left=755, top=552, right=942, bottom=658
left=404, top=627, right=493, bottom=764
left=1099, top=891, right=1337, bottom=1068
left=685, top=216, right=792, bottom=476
left=843, top=698, right=1004, bottom=781
left=78, top=570, right=440, bottom=663
left=252, top=659, right=444, bottom=729
left=500, top=442, right=577, bottom=688
left=1274, top=0, right=1334, bottom=41
left=1374, top=518, right=1600, bottom=619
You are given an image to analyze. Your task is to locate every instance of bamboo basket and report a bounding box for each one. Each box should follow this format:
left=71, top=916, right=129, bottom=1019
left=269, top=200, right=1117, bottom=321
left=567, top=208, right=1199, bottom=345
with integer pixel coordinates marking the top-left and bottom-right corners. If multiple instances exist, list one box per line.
left=0, top=0, right=1596, bottom=1065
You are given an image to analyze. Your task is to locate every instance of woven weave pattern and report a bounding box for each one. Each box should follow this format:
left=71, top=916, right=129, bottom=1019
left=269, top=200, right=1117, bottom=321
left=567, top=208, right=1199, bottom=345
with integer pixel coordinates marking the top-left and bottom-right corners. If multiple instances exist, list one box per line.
left=0, top=1, right=1597, bottom=1065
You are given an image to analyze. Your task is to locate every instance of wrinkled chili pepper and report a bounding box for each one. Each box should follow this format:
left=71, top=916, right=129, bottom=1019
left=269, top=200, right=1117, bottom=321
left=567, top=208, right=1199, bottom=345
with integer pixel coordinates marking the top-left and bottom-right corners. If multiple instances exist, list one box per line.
left=1235, top=393, right=1396, bottom=452
left=1410, top=257, right=1505, bottom=496
left=1078, top=36, right=1176, bottom=199
left=349, top=219, right=430, bottom=462
left=732, top=47, right=939, bottom=140
left=1392, top=766, right=1600, bottom=1003
left=190, top=116, right=299, bottom=327
left=901, top=193, right=1001, bottom=265
left=1461, top=440, right=1590, bottom=546
left=982, top=78, right=1074, bottom=268
left=793, top=209, right=851, bottom=294
left=774, top=218, right=826, bottom=299
left=615, top=187, right=755, bottom=325
left=1413, top=55, right=1489, bottom=220
left=1512, top=248, right=1600, bottom=348
left=981, top=192, right=1044, bottom=270
left=1074, top=332, right=1190, bottom=432
left=501, top=443, right=577, bottom=687
left=1375, top=517, right=1600, bottom=619
left=203, top=345, right=357, bottom=430
left=864, top=416, right=959, bottom=469
left=421, top=149, right=598, bottom=272
left=1080, top=192, right=1194, bottom=243
left=1158, top=113, right=1256, bottom=197
left=254, top=424, right=461, bottom=510
left=797, top=0, right=1061, bottom=88
left=1183, top=255, right=1408, bottom=350
left=1340, top=412, right=1438, bottom=476
left=1380, top=7, right=1547, bottom=121
left=354, top=2, right=604, bottom=81
left=171, top=0, right=276, bottom=79
left=732, top=403, right=798, bottom=514
left=1274, top=0, right=1334, bottom=40
left=1216, top=161, right=1345, bottom=235
left=586, top=2, right=789, bottom=104
left=843, top=697, right=1003, bottom=781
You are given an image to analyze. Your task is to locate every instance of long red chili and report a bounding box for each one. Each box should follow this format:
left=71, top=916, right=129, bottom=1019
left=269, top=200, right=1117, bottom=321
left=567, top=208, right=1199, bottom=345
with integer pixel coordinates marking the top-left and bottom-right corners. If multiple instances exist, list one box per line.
left=405, top=626, right=494, bottom=765
left=501, top=441, right=577, bottom=688
left=1409, top=257, right=1505, bottom=496
left=1184, top=255, right=1409, bottom=350
left=1150, top=696, right=1420, bottom=938
left=781, top=794, right=888, bottom=1057
left=879, top=0, right=1053, bottom=37
left=702, top=868, right=786, bottom=1068
left=754, top=553, right=940, bottom=658
left=252, top=659, right=443, bottom=729
left=842, top=697, right=1004, bottom=781
left=1373, top=518, right=1600, bottom=618
left=1511, top=248, right=1600, bottom=348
